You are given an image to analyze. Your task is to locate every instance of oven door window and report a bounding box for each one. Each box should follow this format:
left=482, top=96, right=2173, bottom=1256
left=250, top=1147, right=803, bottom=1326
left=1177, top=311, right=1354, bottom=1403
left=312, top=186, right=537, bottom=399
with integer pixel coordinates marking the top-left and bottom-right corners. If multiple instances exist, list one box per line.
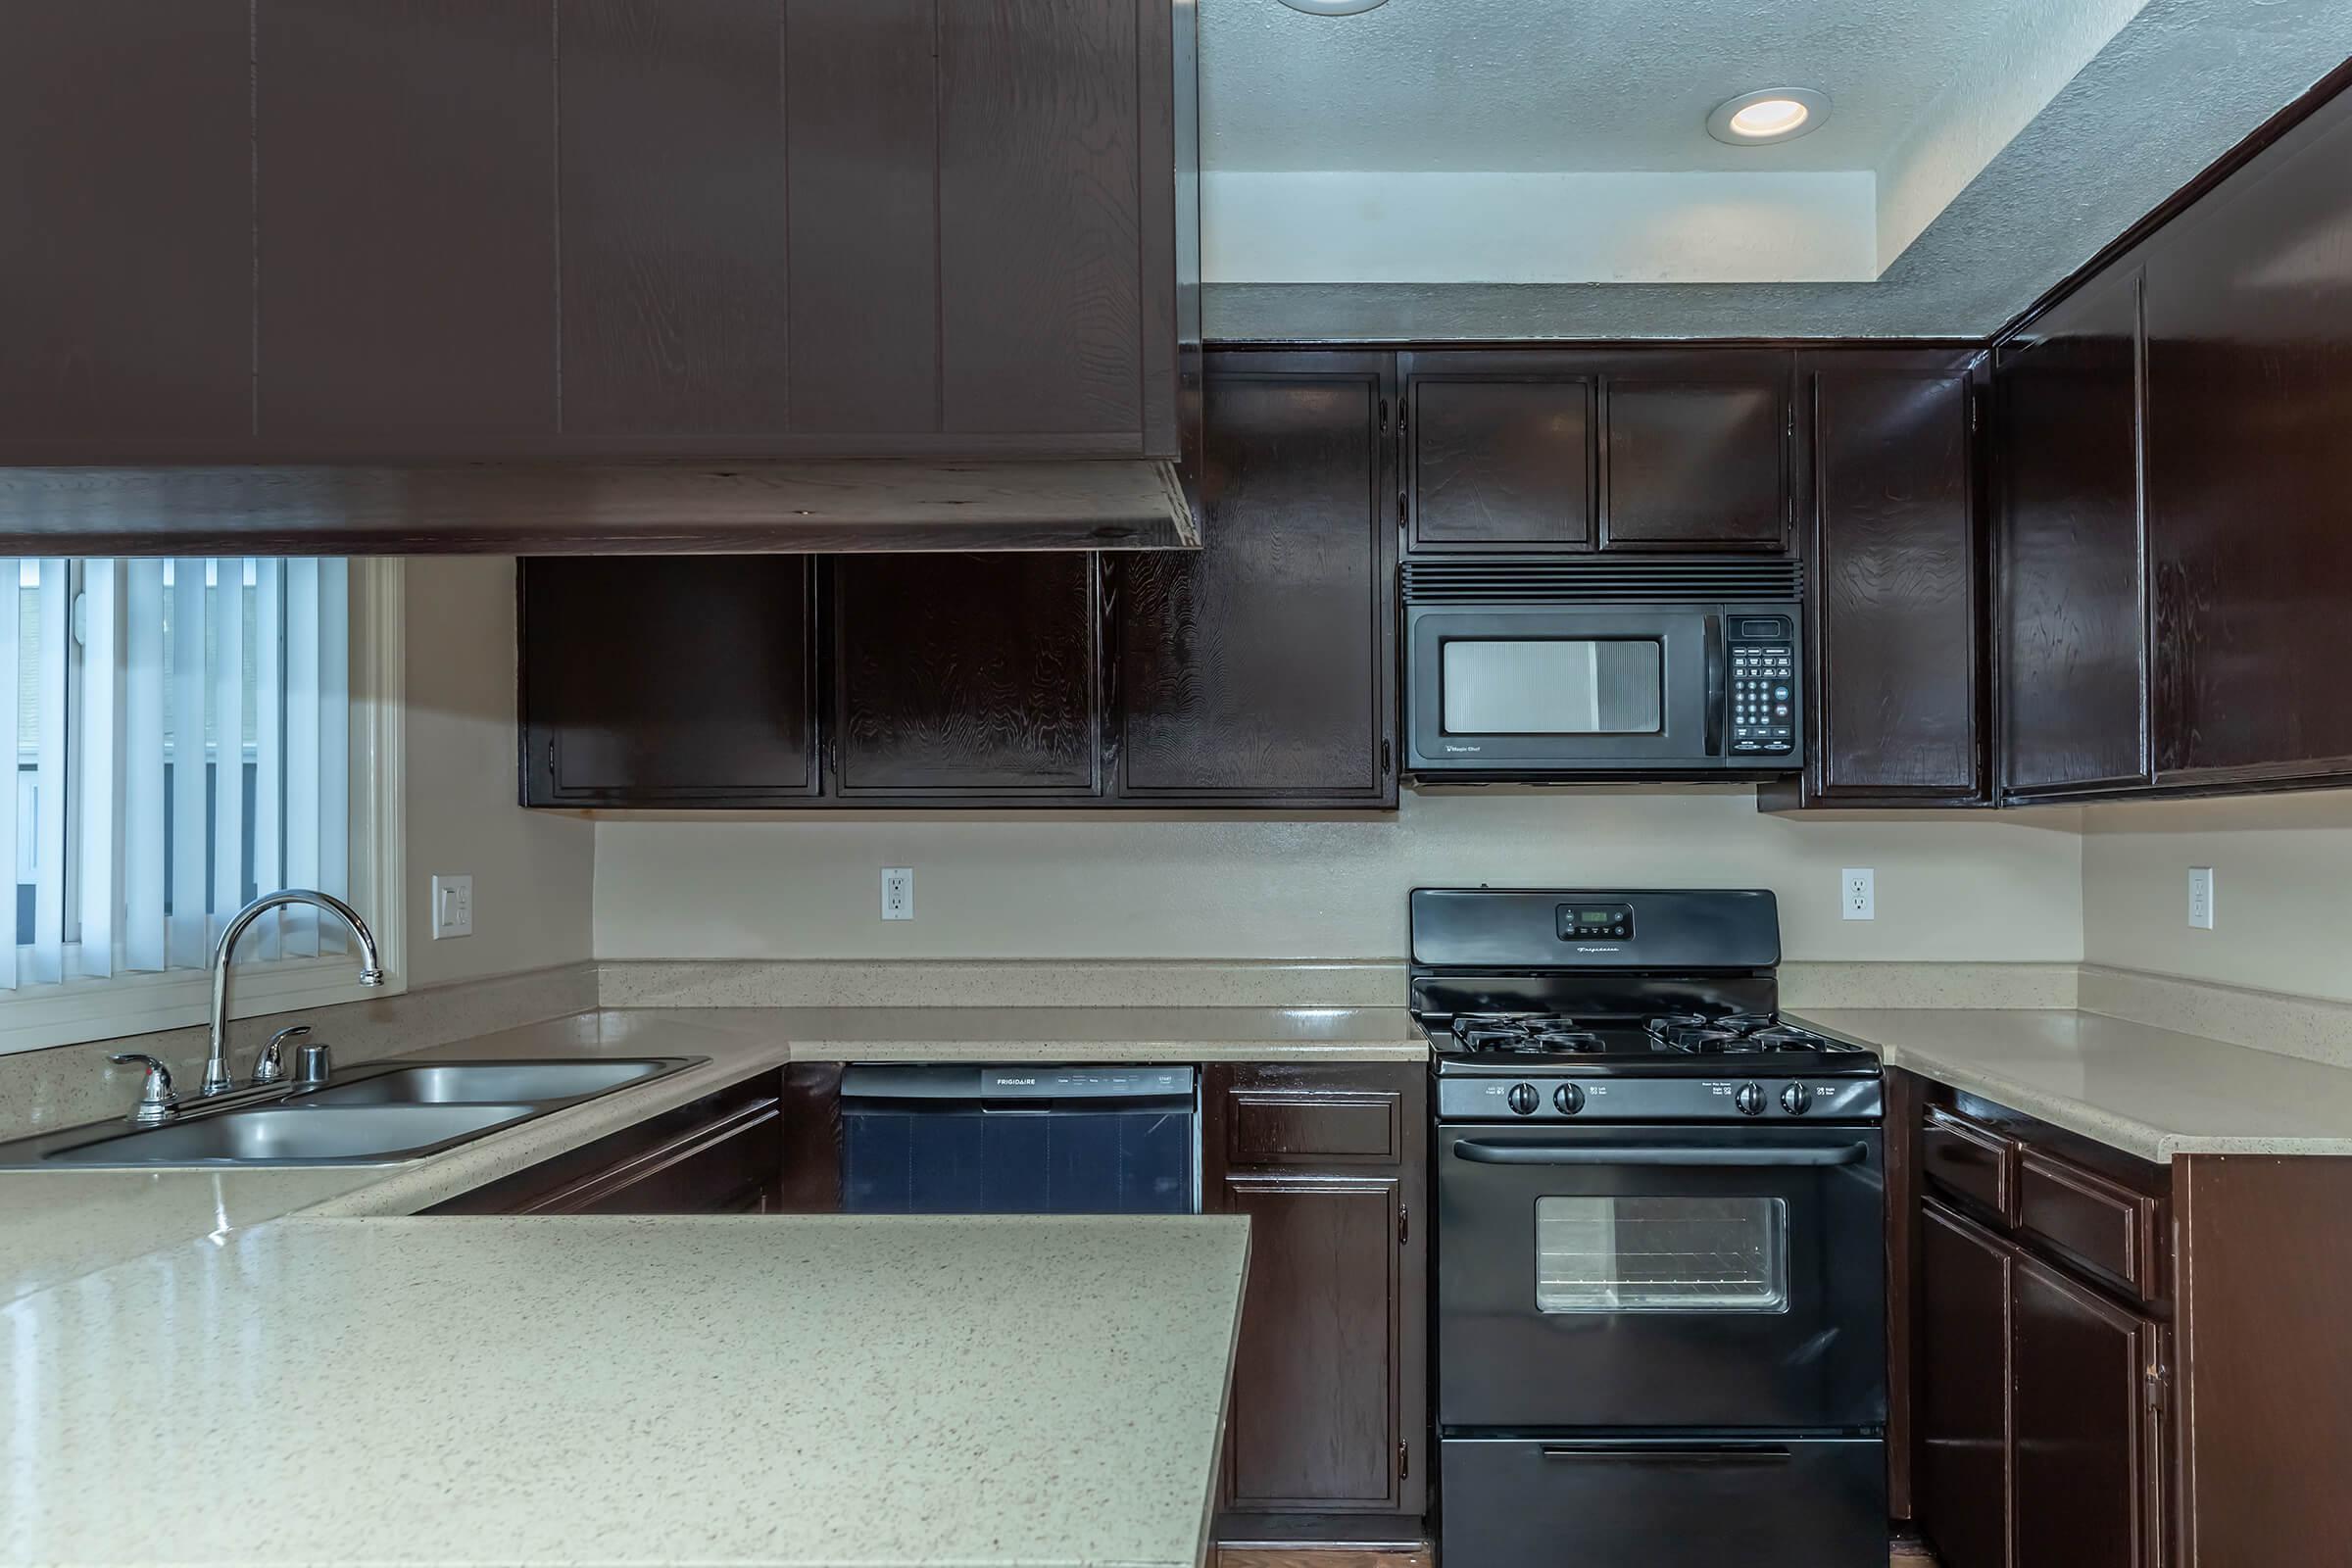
left=1534, top=1195, right=1789, bottom=1313
left=1442, top=639, right=1663, bottom=735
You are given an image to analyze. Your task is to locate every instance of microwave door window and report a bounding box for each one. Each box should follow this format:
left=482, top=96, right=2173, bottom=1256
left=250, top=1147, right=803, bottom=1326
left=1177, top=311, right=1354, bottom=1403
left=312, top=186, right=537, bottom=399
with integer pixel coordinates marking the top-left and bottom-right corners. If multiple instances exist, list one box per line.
left=1443, top=640, right=1664, bottom=735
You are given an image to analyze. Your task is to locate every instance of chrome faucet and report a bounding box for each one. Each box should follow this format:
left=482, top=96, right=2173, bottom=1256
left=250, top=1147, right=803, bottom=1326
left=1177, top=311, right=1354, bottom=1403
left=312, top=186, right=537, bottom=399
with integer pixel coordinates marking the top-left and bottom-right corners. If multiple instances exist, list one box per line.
left=204, top=890, right=384, bottom=1096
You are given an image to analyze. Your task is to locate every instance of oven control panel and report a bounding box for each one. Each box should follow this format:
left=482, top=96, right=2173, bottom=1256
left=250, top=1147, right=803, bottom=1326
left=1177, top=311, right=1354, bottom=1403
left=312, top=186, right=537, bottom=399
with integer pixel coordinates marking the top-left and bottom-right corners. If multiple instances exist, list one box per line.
left=1729, top=616, right=1795, bottom=756
left=1556, top=903, right=1633, bottom=941
left=1439, top=1075, right=1883, bottom=1122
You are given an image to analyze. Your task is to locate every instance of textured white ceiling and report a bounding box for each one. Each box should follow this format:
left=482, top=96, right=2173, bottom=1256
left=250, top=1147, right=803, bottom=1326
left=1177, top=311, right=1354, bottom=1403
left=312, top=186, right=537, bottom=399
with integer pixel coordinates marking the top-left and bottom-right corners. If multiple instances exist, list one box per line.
left=1200, top=0, right=2078, bottom=174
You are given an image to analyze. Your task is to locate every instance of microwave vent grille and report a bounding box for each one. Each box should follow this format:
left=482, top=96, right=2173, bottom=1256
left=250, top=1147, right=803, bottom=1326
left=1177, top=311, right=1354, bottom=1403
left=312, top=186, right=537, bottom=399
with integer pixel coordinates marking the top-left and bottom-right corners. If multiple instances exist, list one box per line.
left=1401, top=557, right=1803, bottom=605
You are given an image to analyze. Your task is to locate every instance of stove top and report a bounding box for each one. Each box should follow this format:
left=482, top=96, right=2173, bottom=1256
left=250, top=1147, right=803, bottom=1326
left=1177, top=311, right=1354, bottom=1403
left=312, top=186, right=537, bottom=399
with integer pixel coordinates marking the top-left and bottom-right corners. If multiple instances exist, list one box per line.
left=1433, top=1009, right=1867, bottom=1068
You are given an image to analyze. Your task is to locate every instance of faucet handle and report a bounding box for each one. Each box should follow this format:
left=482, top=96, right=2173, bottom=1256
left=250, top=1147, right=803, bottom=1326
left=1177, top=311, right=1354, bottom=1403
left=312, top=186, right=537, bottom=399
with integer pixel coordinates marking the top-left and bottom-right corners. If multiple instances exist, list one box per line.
left=108, top=1054, right=179, bottom=1126
left=252, top=1025, right=312, bottom=1086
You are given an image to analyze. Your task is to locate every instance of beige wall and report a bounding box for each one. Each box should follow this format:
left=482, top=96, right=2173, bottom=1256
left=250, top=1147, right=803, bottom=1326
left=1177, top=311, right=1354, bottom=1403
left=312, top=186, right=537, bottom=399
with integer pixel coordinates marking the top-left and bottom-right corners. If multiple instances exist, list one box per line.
left=593, top=789, right=2084, bottom=963
left=401, top=559, right=595, bottom=988
left=2082, top=789, right=2352, bottom=1003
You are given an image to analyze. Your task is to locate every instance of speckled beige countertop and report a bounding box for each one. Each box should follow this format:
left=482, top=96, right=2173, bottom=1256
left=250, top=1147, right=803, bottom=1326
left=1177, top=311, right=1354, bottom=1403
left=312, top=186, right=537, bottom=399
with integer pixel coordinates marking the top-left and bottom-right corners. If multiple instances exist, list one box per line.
left=2, top=1214, right=1249, bottom=1568
left=1790, top=1007, right=2352, bottom=1161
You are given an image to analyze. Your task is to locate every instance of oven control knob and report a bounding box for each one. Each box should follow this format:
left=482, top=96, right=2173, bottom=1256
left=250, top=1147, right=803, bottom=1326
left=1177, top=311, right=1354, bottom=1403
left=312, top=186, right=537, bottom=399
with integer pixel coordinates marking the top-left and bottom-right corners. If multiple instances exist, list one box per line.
left=1506, top=1083, right=1541, bottom=1116
left=1735, top=1082, right=1766, bottom=1116
left=1781, top=1083, right=1813, bottom=1115
left=1553, top=1083, right=1587, bottom=1115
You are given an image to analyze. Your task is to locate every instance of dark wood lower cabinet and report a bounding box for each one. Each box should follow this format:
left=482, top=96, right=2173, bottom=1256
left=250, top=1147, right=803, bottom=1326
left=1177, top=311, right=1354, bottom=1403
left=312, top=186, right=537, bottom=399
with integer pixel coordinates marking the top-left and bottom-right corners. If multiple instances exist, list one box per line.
left=2011, top=1254, right=2164, bottom=1568
left=1202, top=1062, right=1427, bottom=1529
left=427, top=1070, right=783, bottom=1215
left=1918, top=1199, right=2014, bottom=1568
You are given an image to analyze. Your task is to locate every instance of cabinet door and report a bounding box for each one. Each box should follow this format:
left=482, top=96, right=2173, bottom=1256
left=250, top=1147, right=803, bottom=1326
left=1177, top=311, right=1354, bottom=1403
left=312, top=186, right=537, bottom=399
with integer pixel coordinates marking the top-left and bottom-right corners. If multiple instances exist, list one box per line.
left=255, top=0, right=558, bottom=453
left=557, top=0, right=792, bottom=440
left=1602, top=355, right=1791, bottom=553
left=521, top=556, right=819, bottom=806
left=1800, top=349, right=1987, bottom=803
left=1116, top=352, right=1395, bottom=804
left=2011, top=1255, right=2164, bottom=1568
left=2143, top=91, right=2352, bottom=787
left=832, top=554, right=1102, bottom=799
left=0, top=0, right=254, bottom=461
left=1919, top=1199, right=2014, bottom=1568
left=1402, top=353, right=1596, bottom=550
left=1998, top=269, right=2151, bottom=796
left=1221, top=1174, right=1411, bottom=1513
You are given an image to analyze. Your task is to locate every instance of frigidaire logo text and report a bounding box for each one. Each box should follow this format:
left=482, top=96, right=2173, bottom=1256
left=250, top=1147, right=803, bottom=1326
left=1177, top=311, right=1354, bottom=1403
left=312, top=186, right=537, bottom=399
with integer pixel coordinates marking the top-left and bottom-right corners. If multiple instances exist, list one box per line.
left=1575, top=946, right=1622, bottom=954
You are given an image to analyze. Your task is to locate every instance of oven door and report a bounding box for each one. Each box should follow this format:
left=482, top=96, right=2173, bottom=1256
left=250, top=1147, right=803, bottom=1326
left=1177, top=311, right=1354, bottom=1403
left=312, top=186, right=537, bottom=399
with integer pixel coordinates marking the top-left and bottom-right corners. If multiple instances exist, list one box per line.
left=1436, top=1120, right=1886, bottom=1430
left=1404, top=605, right=1722, bottom=772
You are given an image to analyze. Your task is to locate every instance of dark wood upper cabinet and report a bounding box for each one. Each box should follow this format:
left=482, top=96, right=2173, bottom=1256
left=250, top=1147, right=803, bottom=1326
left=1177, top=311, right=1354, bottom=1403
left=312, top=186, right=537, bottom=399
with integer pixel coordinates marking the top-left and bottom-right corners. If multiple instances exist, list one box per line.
left=1918, top=1199, right=2013, bottom=1568
left=520, top=556, right=819, bottom=807
left=1600, top=354, right=1791, bottom=553
left=1996, top=269, right=2151, bottom=798
left=1402, top=355, right=1596, bottom=551
left=0, top=0, right=254, bottom=459
left=1115, top=352, right=1396, bottom=804
left=1770, top=348, right=1988, bottom=808
left=1400, top=350, right=1791, bottom=556
left=1203, top=1063, right=1426, bottom=1523
left=256, top=0, right=560, bottom=453
left=557, top=0, right=793, bottom=440
left=0, top=0, right=1195, bottom=490
left=2141, top=89, right=2352, bottom=789
left=832, top=554, right=1103, bottom=799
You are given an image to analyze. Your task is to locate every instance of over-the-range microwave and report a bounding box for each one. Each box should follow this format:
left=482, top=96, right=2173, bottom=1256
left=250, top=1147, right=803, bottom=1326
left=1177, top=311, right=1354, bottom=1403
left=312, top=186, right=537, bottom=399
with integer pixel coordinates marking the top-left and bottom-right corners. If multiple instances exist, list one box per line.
left=1401, top=557, right=1803, bottom=780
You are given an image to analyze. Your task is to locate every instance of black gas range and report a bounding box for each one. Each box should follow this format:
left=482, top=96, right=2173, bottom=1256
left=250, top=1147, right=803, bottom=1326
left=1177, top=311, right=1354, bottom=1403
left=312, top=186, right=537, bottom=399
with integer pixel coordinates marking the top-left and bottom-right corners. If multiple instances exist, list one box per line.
left=1416, top=888, right=1887, bottom=1568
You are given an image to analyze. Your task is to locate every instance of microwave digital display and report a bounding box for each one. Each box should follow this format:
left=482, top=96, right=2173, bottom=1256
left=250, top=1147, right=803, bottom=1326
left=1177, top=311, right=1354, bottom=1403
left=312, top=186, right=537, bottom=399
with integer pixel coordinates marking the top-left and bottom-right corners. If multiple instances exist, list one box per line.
left=1441, top=639, right=1664, bottom=735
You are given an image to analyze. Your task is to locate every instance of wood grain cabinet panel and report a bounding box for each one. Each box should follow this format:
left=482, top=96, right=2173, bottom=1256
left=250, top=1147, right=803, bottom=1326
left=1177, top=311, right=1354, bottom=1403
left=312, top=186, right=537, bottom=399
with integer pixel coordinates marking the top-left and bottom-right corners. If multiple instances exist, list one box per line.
left=2011, top=1255, right=2164, bottom=1568
left=1996, top=269, right=2151, bottom=796
left=1796, top=349, right=1987, bottom=804
left=255, top=0, right=558, bottom=452
left=2016, top=1150, right=2159, bottom=1303
left=1221, top=1174, right=1409, bottom=1513
left=1403, top=358, right=1596, bottom=550
left=520, top=556, right=819, bottom=807
left=2142, top=91, right=2352, bottom=787
left=1602, top=360, right=1790, bottom=552
left=1116, top=353, right=1395, bottom=803
left=832, top=553, right=1102, bottom=798
left=0, top=0, right=254, bottom=460
left=1922, top=1106, right=2019, bottom=1224
left=1919, top=1198, right=2015, bottom=1568
left=557, top=0, right=791, bottom=439
left=1204, top=1063, right=1427, bottom=1524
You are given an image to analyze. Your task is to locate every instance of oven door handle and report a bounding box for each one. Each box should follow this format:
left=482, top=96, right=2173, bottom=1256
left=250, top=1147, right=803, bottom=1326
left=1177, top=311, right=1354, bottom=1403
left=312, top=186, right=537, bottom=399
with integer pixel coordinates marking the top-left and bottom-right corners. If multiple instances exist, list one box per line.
left=1540, top=1445, right=1793, bottom=1466
left=1451, top=1141, right=1870, bottom=1167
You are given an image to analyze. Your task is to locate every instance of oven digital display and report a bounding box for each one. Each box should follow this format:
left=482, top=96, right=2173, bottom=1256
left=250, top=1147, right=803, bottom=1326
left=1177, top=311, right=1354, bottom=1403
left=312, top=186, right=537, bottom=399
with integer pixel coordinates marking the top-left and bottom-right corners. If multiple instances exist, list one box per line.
left=1558, top=904, right=1634, bottom=940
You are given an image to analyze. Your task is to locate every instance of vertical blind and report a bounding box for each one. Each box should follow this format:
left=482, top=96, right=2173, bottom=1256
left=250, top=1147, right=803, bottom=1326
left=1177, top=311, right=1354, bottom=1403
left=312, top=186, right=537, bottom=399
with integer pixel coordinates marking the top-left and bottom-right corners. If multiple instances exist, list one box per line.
left=3, top=559, right=351, bottom=992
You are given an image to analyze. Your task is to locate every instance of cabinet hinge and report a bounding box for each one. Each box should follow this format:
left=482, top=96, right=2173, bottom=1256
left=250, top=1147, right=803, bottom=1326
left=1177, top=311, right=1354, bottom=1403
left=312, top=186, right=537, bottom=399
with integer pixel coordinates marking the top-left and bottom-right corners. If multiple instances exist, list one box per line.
left=546, top=740, right=556, bottom=777
left=1397, top=490, right=1407, bottom=525
left=1398, top=1202, right=1408, bottom=1244
left=1969, top=388, right=1982, bottom=435
left=1378, top=398, right=1390, bottom=434
left=2144, top=1364, right=2170, bottom=1416
left=1398, top=1441, right=1410, bottom=1480
left=1381, top=739, right=1393, bottom=776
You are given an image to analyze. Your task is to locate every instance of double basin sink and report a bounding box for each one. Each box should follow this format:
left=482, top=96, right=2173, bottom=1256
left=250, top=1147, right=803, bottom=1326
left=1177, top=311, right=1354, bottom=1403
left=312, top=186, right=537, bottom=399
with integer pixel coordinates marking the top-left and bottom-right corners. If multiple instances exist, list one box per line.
left=14, top=1057, right=705, bottom=1169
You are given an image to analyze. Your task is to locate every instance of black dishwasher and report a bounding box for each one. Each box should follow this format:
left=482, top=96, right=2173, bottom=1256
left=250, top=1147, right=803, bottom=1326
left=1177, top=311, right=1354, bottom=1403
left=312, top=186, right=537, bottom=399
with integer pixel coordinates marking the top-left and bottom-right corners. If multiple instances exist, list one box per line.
left=839, top=1064, right=1200, bottom=1214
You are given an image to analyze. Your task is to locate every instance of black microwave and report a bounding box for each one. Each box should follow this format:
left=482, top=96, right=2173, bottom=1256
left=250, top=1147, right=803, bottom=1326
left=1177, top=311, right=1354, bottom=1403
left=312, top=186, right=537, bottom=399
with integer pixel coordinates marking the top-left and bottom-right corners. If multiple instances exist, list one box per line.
left=1401, top=560, right=1802, bottom=779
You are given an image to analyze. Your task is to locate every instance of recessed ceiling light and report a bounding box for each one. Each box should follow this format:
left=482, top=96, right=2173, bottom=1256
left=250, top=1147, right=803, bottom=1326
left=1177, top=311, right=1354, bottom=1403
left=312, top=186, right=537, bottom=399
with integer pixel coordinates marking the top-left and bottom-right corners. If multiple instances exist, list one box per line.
left=1707, top=88, right=1831, bottom=146
left=1277, top=0, right=1393, bottom=15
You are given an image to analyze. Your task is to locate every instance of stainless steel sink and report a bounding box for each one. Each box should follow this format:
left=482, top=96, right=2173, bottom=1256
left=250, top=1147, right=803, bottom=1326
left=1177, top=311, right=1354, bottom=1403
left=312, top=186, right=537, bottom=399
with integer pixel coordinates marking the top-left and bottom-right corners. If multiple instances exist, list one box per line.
left=301, top=1059, right=683, bottom=1106
left=1, top=1054, right=710, bottom=1169
left=39, top=1102, right=539, bottom=1167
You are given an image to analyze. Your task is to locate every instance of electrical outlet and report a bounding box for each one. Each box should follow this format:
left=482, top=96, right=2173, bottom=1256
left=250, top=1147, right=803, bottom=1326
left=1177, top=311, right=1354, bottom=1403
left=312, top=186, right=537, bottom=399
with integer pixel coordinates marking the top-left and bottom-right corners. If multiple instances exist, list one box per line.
left=1840, top=867, right=1875, bottom=921
left=881, top=867, right=914, bottom=921
left=430, top=874, right=474, bottom=939
left=2188, top=866, right=2215, bottom=930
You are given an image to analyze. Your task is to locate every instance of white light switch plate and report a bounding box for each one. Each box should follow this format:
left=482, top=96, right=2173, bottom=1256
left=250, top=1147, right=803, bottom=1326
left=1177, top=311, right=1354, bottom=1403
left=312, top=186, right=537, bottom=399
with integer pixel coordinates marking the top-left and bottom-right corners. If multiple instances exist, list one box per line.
left=881, top=867, right=913, bottom=921
left=1840, top=867, right=1875, bottom=921
left=2188, top=866, right=2215, bottom=930
left=431, top=874, right=474, bottom=939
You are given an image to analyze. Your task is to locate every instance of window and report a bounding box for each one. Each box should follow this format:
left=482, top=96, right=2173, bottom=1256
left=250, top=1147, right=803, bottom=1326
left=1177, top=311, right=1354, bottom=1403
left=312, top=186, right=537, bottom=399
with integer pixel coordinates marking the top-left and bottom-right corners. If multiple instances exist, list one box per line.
left=1, top=558, right=402, bottom=1054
